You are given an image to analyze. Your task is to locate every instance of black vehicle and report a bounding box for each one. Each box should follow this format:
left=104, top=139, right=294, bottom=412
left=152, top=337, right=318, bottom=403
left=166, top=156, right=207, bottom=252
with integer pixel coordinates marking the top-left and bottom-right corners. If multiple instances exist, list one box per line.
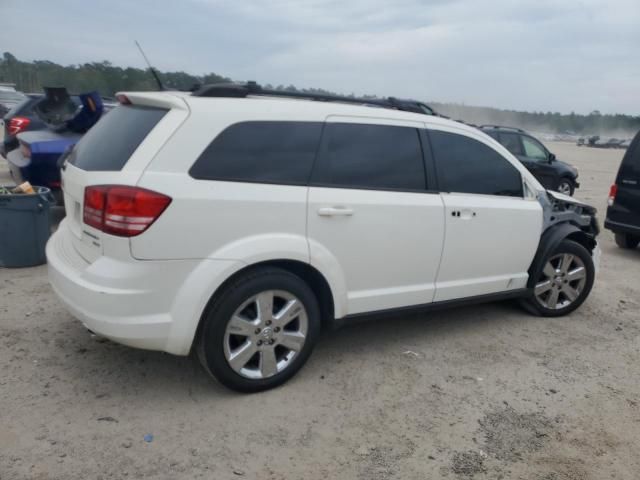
left=605, top=130, right=640, bottom=249
left=481, top=125, right=580, bottom=196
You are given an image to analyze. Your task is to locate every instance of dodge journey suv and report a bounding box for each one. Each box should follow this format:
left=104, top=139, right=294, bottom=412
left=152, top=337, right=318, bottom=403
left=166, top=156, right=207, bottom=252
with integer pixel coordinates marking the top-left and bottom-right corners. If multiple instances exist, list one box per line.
left=47, top=83, right=600, bottom=392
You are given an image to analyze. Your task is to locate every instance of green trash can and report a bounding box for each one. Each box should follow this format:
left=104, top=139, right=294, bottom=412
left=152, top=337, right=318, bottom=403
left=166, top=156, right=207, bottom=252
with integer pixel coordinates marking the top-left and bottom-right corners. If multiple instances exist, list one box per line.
left=0, top=186, right=55, bottom=268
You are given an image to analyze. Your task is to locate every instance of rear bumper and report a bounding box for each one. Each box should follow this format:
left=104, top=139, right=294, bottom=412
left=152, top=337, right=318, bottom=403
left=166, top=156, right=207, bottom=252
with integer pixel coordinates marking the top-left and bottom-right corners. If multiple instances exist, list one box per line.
left=46, top=221, right=242, bottom=355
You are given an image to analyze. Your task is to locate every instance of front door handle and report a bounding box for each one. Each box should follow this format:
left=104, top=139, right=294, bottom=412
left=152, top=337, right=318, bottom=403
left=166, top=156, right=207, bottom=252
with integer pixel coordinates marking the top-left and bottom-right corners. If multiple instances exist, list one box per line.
left=318, top=207, right=354, bottom=217
left=451, top=209, right=476, bottom=219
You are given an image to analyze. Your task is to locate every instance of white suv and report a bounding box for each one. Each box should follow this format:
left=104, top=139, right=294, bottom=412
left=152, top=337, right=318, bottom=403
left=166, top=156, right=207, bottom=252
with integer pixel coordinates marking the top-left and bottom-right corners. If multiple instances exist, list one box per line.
left=47, top=84, right=600, bottom=392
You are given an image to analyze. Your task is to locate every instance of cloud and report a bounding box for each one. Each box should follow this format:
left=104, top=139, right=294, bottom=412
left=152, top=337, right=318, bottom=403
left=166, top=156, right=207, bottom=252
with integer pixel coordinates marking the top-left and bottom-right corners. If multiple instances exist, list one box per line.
left=1, top=0, right=639, bottom=113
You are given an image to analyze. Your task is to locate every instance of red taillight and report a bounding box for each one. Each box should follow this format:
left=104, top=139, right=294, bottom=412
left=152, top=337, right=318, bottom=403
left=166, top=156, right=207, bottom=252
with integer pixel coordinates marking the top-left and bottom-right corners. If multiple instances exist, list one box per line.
left=8, top=116, right=31, bottom=136
left=116, top=94, right=131, bottom=105
left=608, top=184, right=618, bottom=206
left=83, top=185, right=171, bottom=237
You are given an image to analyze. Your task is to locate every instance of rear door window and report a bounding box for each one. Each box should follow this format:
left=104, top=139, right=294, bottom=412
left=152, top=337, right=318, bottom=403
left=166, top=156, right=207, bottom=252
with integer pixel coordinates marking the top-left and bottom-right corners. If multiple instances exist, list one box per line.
left=67, top=105, right=167, bottom=171
left=430, top=130, right=523, bottom=197
left=190, top=121, right=322, bottom=185
left=313, top=123, right=426, bottom=191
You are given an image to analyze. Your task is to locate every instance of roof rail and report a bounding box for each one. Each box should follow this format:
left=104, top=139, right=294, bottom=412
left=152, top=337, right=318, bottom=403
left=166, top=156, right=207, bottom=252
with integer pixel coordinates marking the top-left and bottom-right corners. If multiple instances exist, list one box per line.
left=479, top=124, right=526, bottom=133
left=191, top=81, right=439, bottom=116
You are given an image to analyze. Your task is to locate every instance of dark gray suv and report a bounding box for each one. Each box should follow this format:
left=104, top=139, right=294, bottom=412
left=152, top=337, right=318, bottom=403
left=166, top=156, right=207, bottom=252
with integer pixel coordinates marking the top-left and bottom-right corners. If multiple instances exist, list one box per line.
left=605, top=130, right=640, bottom=249
left=482, top=126, right=580, bottom=196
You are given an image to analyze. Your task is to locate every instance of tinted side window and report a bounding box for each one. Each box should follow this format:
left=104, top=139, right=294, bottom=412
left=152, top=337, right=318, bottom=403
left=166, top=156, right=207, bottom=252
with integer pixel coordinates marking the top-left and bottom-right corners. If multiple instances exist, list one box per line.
left=498, top=132, right=524, bottom=156
left=430, top=130, right=523, bottom=197
left=190, top=121, right=322, bottom=184
left=313, top=123, right=425, bottom=191
left=522, top=136, right=548, bottom=161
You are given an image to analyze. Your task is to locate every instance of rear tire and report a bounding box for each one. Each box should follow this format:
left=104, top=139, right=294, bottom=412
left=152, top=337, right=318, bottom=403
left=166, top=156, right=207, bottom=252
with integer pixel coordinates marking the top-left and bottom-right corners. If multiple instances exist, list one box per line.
left=521, top=239, right=595, bottom=317
left=197, top=267, right=321, bottom=393
left=614, top=233, right=640, bottom=249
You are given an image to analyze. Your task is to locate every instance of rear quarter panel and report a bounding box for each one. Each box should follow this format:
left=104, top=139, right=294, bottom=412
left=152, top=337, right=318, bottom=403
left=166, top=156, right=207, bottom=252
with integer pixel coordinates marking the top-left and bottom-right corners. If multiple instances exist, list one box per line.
left=133, top=98, right=323, bottom=263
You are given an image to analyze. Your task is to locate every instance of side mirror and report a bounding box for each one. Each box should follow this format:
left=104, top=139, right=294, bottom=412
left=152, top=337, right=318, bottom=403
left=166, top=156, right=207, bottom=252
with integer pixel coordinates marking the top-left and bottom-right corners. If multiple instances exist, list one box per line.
left=548, top=153, right=556, bottom=163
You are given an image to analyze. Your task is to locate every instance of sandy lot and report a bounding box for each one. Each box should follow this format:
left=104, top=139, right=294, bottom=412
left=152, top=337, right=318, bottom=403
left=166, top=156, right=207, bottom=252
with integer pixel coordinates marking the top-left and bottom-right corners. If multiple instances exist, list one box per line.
left=1, top=142, right=639, bottom=480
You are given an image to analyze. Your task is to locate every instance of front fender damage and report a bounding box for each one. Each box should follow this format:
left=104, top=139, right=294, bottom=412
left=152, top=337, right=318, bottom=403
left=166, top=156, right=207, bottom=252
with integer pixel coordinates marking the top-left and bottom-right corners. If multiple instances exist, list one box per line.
left=527, top=190, right=599, bottom=289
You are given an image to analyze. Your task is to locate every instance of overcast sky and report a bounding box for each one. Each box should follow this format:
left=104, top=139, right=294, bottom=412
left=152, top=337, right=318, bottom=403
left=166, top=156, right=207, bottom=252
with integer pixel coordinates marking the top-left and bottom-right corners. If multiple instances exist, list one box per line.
left=1, top=0, right=639, bottom=114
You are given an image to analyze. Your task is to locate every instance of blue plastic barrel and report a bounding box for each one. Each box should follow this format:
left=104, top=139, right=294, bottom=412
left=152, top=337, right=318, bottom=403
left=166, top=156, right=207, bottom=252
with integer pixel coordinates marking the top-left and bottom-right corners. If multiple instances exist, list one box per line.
left=0, top=186, right=54, bottom=267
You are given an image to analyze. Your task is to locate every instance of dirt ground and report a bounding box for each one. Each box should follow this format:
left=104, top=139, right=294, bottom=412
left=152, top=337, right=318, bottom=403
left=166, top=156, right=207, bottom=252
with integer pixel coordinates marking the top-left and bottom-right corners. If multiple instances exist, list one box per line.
left=1, top=142, right=639, bottom=480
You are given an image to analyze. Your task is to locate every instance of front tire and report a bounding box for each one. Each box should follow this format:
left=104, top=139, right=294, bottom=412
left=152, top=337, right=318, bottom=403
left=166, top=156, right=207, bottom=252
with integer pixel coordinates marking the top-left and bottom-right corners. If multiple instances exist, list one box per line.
left=521, top=239, right=595, bottom=317
left=614, top=233, right=640, bottom=249
left=556, top=178, right=575, bottom=196
left=197, top=267, right=321, bottom=393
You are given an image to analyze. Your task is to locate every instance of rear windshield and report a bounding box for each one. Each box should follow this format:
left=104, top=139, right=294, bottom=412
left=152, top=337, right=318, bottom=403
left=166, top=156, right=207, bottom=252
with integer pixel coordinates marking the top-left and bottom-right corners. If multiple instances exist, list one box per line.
left=67, top=105, right=167, bottom=171
left=4, top=97, right=33, bottom=118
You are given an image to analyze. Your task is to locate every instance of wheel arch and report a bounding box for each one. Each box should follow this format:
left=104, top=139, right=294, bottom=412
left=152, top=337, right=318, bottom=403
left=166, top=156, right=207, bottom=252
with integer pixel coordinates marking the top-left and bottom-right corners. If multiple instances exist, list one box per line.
left=191, top=259, right=338, bottom=353
left=527, top=223, right=596, bottom=289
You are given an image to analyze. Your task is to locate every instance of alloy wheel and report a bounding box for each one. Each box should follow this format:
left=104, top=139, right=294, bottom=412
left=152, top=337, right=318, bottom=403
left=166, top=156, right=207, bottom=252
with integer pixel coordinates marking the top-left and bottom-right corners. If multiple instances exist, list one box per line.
left=534, top=253, right=587, bottom=310
left=223, top=290, right=309, bottom=380
left=557, top=181, right=572, bottom=195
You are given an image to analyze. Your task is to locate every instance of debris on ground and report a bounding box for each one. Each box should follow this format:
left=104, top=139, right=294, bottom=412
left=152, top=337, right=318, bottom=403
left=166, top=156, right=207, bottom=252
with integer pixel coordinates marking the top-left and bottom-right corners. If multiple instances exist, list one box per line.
left=97, top=416, right=118, bottom=423
left=451, top=450, right=487, bottom=476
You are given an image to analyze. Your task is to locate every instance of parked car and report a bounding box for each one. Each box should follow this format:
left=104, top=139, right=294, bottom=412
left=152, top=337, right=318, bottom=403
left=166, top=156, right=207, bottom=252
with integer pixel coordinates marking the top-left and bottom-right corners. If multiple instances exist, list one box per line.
left=587, top=135, right=600, bottom=147
left=588, top=137, right=624, bottom=149
left=0, top=89, right=26, bottom=119
left=481, top=125, right=580, bottom=195
left=47, top=83, right=600, bottom=392
left=2, top=88, right=115, bottom=158
left=2, top=93, right=54, bottom=157
left=605, top=130, right=640, bottom=249
left=5, top=88, right=110, bottom=201
left=604, top=138, right=624, bottom=149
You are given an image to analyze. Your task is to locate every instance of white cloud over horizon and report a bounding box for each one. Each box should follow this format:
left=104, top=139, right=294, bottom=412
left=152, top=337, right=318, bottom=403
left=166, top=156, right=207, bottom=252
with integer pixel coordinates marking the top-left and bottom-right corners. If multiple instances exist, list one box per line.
left=1, top=0, right=639, bottom=114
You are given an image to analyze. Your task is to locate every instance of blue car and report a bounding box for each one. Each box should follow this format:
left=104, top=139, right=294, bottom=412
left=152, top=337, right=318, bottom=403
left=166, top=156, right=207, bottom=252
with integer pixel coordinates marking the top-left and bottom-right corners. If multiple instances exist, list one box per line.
left=5, top=88, right=109, bottom=203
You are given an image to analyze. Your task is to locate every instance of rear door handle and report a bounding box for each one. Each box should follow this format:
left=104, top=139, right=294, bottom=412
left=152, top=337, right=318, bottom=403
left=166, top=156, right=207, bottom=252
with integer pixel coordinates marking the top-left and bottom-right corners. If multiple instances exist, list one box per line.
left=318, top=207, right=354, bottom=217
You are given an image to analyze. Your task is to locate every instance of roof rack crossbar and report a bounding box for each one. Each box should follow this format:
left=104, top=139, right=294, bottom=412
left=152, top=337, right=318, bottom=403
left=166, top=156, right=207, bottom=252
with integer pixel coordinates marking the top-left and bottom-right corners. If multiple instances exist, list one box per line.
left=480, top=124, right=525, bottom=133
left=191, top=82, right=438, bottom=116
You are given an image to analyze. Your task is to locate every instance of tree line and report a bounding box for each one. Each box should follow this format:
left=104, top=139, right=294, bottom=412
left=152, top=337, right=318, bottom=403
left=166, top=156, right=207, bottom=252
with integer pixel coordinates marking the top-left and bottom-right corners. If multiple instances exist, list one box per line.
left=2, top=52, right=638, bottom=136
